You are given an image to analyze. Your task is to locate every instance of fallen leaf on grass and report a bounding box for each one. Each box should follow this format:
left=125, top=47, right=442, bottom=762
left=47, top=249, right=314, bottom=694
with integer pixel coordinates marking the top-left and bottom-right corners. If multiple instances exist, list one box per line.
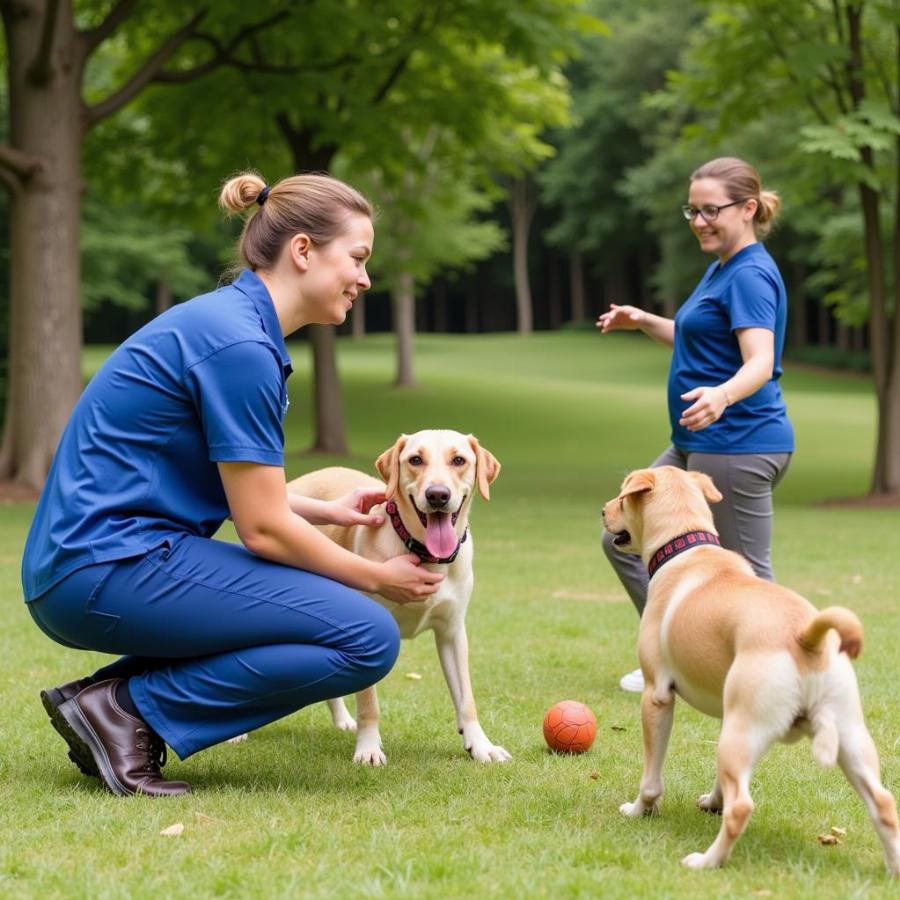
left=160, top=823, right=184, bottom=837
left=830, top=826, right=847, bottom=837
left=817, top=833, right=840, bottom=845
left=589, top=772, right=600, bottom=780
left=405, top=672, right=422, bottom=680
left=194, top=812, right=222, bottom=825
left=611, top=726, right=627, bottom=732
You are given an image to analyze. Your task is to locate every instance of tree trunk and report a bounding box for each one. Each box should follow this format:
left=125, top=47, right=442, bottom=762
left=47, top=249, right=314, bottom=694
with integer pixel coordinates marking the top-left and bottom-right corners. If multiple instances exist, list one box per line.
left=508, top=177, right=535, bottom=335
left=307, top=324, right=348, bottom=454
left=547, top=252, right=562, bottom=330
left=392, top=271, right=416, bottom=387
left=0, top=0, right=85, bottom=489
left=788, top=262, right=808, bottom=348
left=432, top=278, right=448, bottom=333
left=351, top=295, right=366, bottom=340
left=280, top=125, right=348, bottom=456
left=569, top=250, right=586, bottom=323
left=464, top=278, right=479, bottom=333
left=155, top=277, right=172, bottom=316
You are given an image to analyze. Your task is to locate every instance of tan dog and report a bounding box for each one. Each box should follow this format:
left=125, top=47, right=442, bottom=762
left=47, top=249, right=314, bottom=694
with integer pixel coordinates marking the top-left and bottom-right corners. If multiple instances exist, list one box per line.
left=602, top=466, right=900, bottom=874
left=287, top=429, right=511, bottom=766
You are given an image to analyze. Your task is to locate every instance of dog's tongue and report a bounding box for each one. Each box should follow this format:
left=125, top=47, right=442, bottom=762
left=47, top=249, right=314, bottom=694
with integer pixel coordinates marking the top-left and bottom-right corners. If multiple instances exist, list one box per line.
left=425, top=512, right=457, bottom=558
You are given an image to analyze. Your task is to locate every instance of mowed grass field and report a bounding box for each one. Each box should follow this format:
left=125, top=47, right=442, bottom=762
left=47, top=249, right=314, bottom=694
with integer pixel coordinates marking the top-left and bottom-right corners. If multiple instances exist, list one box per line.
left=1, top=330, right=898, bottom=898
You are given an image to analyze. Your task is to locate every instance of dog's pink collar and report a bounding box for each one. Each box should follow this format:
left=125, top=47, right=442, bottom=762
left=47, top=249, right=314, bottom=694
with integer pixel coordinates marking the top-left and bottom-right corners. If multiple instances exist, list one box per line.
left=384, top=499, right=467, bottom=564
left=648, top=531, right=720, bottom=579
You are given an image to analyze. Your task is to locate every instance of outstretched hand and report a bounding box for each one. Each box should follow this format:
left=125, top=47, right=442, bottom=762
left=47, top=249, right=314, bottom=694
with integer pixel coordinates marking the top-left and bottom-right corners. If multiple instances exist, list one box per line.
left=596, top=303, right=645, bottom=333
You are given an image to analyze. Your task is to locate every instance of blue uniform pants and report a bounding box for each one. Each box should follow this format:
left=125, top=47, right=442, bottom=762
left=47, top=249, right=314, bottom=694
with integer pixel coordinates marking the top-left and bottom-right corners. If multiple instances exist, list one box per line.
left=28, top=535, right=401, bottom=759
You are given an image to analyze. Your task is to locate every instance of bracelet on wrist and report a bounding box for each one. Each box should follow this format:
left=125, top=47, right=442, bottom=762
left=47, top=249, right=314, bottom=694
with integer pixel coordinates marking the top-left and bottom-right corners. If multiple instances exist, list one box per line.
left=722, top=387, right=733, bottom=407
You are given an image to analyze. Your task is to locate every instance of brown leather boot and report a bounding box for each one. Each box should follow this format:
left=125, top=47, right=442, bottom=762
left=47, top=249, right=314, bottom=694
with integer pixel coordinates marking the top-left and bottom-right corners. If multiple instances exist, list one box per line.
left=56, top=679, right=191, bottom=797
left=41, top=677, right=99, bottom=777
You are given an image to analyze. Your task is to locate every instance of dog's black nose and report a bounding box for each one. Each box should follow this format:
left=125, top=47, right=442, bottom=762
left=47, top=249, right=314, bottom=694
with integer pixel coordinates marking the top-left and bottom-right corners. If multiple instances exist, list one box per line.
left=425, top=485, right=451, bottom=508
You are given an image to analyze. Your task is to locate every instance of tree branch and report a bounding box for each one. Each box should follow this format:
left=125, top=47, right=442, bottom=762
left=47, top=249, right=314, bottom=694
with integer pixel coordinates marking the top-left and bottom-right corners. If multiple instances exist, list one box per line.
left=26, top=0, right=61, bottom=86
left=371, top=10, right=432, bottom=106
left=0, top=144, right=43, bottom=180
left=79, top=0, right=141, bottom=57
left=0, top=166, right=21, bottom=196
left=148, top=11, right=336, bottom=83
left=153, top=38, right=358, bottom=82
left=82, top=9, right=209, bottom=128
left=759, top=20, right=832, bottom=124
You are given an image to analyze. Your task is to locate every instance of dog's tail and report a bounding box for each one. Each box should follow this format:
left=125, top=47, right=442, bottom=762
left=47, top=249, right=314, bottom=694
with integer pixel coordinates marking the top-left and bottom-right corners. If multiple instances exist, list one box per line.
left=798, top=607, right=863, bottom=769
left=797, top=606, right=863, bottom=660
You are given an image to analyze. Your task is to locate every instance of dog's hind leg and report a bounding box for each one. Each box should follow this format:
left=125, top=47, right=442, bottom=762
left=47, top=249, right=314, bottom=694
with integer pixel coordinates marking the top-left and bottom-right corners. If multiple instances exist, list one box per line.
left=697, top=776, right=723, bottom=813
left=620, top=686, right=675, bottom=818
left=836, top=719, right=900, bottom=875
left=682, top=713, right=775, bottom=869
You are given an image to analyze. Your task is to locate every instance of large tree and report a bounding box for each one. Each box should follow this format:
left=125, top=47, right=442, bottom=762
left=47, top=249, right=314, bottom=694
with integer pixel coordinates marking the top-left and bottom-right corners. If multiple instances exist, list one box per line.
left=0, top=0, right=294, bottom=489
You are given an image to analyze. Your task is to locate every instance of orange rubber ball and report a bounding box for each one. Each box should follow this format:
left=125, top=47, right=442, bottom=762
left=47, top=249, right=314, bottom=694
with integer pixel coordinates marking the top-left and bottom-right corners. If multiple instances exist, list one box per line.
left=543, top=700, right=597, bottom=754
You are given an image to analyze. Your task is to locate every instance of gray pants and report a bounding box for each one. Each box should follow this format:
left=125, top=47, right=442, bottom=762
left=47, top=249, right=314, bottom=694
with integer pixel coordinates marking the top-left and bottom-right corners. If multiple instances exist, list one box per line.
left=602, top=446, right=792, bottom=616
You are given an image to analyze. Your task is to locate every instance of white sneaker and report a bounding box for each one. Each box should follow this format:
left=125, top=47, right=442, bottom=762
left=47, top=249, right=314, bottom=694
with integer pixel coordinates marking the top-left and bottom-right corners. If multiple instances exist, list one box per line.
left=619, top=668, right=644, bottom=693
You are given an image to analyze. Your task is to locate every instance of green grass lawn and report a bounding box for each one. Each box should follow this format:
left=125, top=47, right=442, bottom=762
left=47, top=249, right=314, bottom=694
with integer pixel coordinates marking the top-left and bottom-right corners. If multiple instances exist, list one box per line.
left=2, top=331, right=898, bottom=898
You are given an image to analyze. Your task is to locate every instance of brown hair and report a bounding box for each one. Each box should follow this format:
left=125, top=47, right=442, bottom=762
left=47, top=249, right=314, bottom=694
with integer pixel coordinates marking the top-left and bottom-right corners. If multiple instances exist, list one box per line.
left=219, top=171, right=373, bottom=270
left=690, top=157, right=781, bottom=238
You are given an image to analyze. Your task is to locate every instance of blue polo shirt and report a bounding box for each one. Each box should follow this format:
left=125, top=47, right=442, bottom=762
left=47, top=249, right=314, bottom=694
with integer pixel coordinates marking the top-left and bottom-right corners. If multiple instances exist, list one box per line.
left=668, top=243, right=794, bottom=454
left=22, top=270, right=293, bottom=602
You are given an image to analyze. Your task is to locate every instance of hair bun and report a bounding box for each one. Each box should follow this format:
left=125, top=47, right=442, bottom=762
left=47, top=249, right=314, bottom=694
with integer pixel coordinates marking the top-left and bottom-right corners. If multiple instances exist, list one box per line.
left=219, top=172, right=267, bottom=214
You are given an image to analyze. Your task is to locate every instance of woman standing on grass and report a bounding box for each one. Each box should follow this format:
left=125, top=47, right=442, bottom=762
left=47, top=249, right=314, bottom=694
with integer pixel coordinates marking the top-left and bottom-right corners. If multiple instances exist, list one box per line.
left=22, top=171, right=442, bottom=796
left=597, top=157, right=794, bottom=693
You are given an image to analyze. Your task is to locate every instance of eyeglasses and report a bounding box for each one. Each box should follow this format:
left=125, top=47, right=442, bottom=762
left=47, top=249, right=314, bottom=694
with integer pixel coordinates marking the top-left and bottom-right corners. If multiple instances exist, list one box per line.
left=681, top=199, right=748, bottom=222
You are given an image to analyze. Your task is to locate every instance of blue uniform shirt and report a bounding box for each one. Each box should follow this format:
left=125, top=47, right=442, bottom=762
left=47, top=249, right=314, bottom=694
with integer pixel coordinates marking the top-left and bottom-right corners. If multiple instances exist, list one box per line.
left=22, top=270, right=292, bottom=602
left=668, top=243, right=794, bottom=454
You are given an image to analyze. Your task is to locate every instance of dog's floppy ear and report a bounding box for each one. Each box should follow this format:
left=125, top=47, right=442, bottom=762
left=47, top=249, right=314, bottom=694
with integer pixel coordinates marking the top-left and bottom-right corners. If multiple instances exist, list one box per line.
left=689, top=471, right=723, bottom=503
left=620, top=469, right=655, bottom=498
left=375, top=435, right=407, bottom=500
left=468, top=435, right=501, bottom=500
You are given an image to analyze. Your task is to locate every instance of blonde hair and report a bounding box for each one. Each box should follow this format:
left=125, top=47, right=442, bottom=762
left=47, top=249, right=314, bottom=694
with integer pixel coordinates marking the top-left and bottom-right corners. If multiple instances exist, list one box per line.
left=219, top=171, right=373, bottom=269
left=690, top=157, right=780, bottom=238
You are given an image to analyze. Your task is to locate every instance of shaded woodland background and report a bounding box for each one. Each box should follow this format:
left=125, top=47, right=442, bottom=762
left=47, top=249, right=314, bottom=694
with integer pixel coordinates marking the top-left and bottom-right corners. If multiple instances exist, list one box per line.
left=1, top=0, right=898, bottom=494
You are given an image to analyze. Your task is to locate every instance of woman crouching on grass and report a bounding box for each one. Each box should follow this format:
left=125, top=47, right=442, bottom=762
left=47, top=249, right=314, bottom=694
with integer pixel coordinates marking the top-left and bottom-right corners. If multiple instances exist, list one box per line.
left=22, top=171, right=442, bottom=796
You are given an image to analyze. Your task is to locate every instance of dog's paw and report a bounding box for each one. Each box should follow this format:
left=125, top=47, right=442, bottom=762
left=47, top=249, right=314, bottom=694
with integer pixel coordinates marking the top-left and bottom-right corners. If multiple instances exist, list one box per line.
left=331, top=713, right=357, bottom=732
left=468, top=741, right=512, bottom=764
left=696, top=792, right=723, bottom=814
left=681, top=851, right=716, bottom=870
left=352, top=746, right=388, bottom=767
left=226, top=733, right=248, bottom=745
left=619, top=797, right=658, bottom=818
left=619, top=800, right=646, bottom=818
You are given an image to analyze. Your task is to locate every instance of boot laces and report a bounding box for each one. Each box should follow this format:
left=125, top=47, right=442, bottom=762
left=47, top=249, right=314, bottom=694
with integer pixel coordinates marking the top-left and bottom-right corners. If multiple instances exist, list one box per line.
left=135, top=727, right=168, bottom=773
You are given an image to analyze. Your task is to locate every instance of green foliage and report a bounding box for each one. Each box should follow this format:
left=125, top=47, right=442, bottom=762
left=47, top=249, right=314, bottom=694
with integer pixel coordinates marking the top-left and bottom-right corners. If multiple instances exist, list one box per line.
left=80, top=196, right=212, bottom=314
left=540, top=0, right=703, bottom=301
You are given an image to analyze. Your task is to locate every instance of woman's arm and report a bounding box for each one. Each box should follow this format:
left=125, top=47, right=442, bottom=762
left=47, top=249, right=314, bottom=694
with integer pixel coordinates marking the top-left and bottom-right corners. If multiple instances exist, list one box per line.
left=596, top=304, right=675, bottom=347
left=678, top=327, right=775, bottom=432
left=288, top=488, right=386, bottom=527
left=219, top=462, right=443, bottom=603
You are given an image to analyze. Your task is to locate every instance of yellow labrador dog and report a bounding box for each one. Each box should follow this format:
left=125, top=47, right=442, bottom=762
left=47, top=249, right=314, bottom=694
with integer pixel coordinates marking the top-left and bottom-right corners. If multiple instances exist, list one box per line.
left=287, top=429, right=511, bottom=766
left=602, top=466, right=900, bottom=875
